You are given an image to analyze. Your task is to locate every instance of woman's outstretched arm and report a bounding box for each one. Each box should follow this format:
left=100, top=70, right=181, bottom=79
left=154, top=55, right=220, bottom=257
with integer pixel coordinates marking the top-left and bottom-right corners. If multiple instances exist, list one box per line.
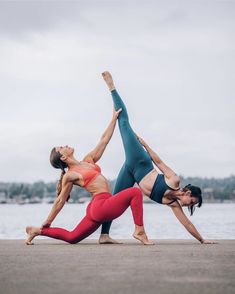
left=170, top=202, right=216, bottom=244
left=41, top=175, right=73, bottom=228
left=136, top=135, right=179, bottom=180
left=83, top=108, right=122, bottom=163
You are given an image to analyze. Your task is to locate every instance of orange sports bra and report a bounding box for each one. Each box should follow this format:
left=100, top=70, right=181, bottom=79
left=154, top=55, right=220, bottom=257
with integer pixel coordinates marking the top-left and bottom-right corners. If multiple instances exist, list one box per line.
left=69, top=161, right=101, bottom=188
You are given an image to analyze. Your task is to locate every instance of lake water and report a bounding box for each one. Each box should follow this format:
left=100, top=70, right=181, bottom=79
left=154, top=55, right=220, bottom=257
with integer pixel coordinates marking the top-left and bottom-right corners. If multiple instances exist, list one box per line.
left=0, top=203, right=235, bottom=240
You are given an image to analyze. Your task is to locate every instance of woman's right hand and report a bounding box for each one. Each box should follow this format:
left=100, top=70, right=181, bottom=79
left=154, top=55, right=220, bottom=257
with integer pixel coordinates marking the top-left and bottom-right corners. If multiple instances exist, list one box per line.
left=112, top=107, right=122, bottom=120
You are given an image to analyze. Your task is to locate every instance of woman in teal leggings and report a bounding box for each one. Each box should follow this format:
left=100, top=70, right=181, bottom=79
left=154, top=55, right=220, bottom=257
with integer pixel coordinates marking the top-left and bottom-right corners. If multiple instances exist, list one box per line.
left=99, top=71, right=216, bottom=245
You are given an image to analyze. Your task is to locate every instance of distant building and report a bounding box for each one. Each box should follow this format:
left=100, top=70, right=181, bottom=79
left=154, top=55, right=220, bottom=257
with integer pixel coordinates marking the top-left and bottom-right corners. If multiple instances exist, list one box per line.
left=231, top=190, right=235, bottom=200
left=0, top=192, right=7, bottom=203
left=203, top=188, right=215, bottom=201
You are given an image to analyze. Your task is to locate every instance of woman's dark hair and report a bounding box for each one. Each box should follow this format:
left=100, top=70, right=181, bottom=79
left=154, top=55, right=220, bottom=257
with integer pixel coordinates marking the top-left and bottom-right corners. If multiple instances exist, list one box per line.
left=183, top=184, right=202, bottom=216
left=50, top=147, right=70, bottom=201
left=50, top=147, right=68, bottom=170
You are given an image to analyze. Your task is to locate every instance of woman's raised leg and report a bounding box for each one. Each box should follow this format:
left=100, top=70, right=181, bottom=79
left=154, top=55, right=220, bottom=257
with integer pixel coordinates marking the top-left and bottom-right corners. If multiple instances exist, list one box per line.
left=102, top=71, right=154, bottom=181
left=100, top=72, right=154, bottom=243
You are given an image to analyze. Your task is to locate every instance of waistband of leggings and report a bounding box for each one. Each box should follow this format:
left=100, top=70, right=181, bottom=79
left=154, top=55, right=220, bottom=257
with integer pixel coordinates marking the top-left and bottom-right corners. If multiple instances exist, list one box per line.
left=92, top=192, right=111, bottom=199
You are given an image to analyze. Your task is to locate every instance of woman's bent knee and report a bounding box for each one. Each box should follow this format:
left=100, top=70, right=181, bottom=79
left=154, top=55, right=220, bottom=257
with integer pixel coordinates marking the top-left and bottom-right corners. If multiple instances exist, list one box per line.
left=66, top=234, right=79, bottom=244
left=131, top=187, right=142, bottom=197
left=69, top=239, right=78, bottom=244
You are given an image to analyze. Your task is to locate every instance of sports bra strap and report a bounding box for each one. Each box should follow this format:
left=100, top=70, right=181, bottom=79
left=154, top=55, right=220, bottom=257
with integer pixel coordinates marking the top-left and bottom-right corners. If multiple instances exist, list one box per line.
left=167, top=199, right=178, bottom=205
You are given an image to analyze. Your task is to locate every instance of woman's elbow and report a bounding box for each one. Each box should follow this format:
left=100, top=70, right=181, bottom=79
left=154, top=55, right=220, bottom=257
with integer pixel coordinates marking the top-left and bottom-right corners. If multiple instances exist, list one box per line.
left=100, top=138, right=109, bottom=146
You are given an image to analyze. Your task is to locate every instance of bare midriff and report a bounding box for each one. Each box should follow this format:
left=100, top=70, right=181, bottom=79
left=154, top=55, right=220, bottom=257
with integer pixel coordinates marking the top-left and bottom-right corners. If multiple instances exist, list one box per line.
left=78, top=174, right=111, bottom=196
left=138, top=169, right=158, bottom=197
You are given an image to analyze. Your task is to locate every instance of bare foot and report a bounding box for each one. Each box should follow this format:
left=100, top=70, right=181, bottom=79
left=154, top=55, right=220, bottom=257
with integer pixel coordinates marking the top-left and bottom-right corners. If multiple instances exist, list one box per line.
left=133, top=229, right=154, bottom=245
left=25, top=226, right=41, bottom=245
left=102, top=71, right=116, bottom=91
left=99, top=234, right=122, bottom=244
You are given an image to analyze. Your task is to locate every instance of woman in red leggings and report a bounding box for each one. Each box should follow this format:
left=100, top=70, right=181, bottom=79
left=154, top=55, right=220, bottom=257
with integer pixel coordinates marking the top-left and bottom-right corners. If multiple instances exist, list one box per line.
left=26, top=108, right=153, bottom=245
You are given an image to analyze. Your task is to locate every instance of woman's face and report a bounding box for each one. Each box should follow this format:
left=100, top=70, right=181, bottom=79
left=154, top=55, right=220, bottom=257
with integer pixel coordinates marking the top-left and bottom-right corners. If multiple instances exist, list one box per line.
left=179, top=191, right=198, bottom=207
left=55, top=145, right=74, bottom=158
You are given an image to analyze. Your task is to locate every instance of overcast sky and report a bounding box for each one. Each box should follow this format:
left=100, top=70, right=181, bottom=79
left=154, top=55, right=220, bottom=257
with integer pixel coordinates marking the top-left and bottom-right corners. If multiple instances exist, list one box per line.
left=0, top=0, right=234, bottom=182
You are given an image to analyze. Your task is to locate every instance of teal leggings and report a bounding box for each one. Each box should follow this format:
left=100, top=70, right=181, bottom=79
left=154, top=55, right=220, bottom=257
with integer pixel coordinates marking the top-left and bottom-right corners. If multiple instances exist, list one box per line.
left=101, top=90, right=154, bottom=234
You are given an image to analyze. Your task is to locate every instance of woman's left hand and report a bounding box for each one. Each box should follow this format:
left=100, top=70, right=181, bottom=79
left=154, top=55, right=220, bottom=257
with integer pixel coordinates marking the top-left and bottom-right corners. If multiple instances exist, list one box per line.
left=201, top=239, right=218, bottom=244
left=113, top=107, right=122, bottom=120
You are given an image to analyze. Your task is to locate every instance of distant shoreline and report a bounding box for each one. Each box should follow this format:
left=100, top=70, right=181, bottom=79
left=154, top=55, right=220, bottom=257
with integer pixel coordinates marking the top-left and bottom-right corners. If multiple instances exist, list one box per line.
left=1, top=175, right=235, bottom=204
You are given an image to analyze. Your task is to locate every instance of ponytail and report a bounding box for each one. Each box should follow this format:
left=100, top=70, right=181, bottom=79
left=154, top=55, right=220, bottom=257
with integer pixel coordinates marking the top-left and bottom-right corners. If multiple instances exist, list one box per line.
left=50, top=147, right=70, bottom=202
left=56, top=169, right=70, bottom=202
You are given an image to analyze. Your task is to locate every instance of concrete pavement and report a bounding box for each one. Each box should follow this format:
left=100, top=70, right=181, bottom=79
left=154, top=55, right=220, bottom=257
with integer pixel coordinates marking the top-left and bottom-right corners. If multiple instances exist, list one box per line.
left=0, top=239, right=234, bottom=294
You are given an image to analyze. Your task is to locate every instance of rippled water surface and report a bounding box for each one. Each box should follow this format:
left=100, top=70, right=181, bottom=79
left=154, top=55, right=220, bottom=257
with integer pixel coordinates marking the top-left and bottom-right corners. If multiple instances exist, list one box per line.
left=0, top=203, right=235, bottom=239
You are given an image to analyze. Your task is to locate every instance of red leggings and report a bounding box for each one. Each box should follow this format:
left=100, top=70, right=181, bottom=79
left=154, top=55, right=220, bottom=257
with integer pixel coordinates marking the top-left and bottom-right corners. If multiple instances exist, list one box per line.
left=41, top=187, right=143, bottom=244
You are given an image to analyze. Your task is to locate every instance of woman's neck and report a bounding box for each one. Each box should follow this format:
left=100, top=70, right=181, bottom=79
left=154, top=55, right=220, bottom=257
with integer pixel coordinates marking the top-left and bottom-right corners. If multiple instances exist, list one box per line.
left=167, top=189, right=183, bottom=198
left=66, top=156, right=80, bottom=168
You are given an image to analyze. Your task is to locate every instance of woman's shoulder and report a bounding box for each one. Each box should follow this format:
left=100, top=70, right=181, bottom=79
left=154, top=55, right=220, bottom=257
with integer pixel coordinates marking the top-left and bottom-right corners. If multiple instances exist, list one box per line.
left=82, top=155, right=95, bottom=164
left=173, top=174, right=180, bottom=184
left=165, top=173, right=180, bottom=189
left=64, top=169, right=81, bottom=182
left=80, top=158, right=101, bottom=171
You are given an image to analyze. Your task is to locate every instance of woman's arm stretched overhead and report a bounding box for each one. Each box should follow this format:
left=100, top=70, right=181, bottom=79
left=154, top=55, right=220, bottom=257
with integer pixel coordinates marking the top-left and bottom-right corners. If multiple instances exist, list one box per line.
left=136, top=135, right=179, bottom=180
left=83, top=108, right=122, bottom=163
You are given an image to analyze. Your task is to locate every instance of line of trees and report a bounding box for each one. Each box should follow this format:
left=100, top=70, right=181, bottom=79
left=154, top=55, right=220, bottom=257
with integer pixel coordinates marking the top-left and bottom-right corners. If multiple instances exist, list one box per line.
left=180, top=175, right=235, bottom=201
left=0, top=179, right=116, bottom=203
left=0, top=176, right=235, bottom=203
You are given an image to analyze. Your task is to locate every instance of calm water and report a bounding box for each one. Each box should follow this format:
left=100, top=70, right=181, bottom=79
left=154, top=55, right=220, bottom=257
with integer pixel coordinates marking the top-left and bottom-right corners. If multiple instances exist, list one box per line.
left=0, top=203, right=235, bottom=240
